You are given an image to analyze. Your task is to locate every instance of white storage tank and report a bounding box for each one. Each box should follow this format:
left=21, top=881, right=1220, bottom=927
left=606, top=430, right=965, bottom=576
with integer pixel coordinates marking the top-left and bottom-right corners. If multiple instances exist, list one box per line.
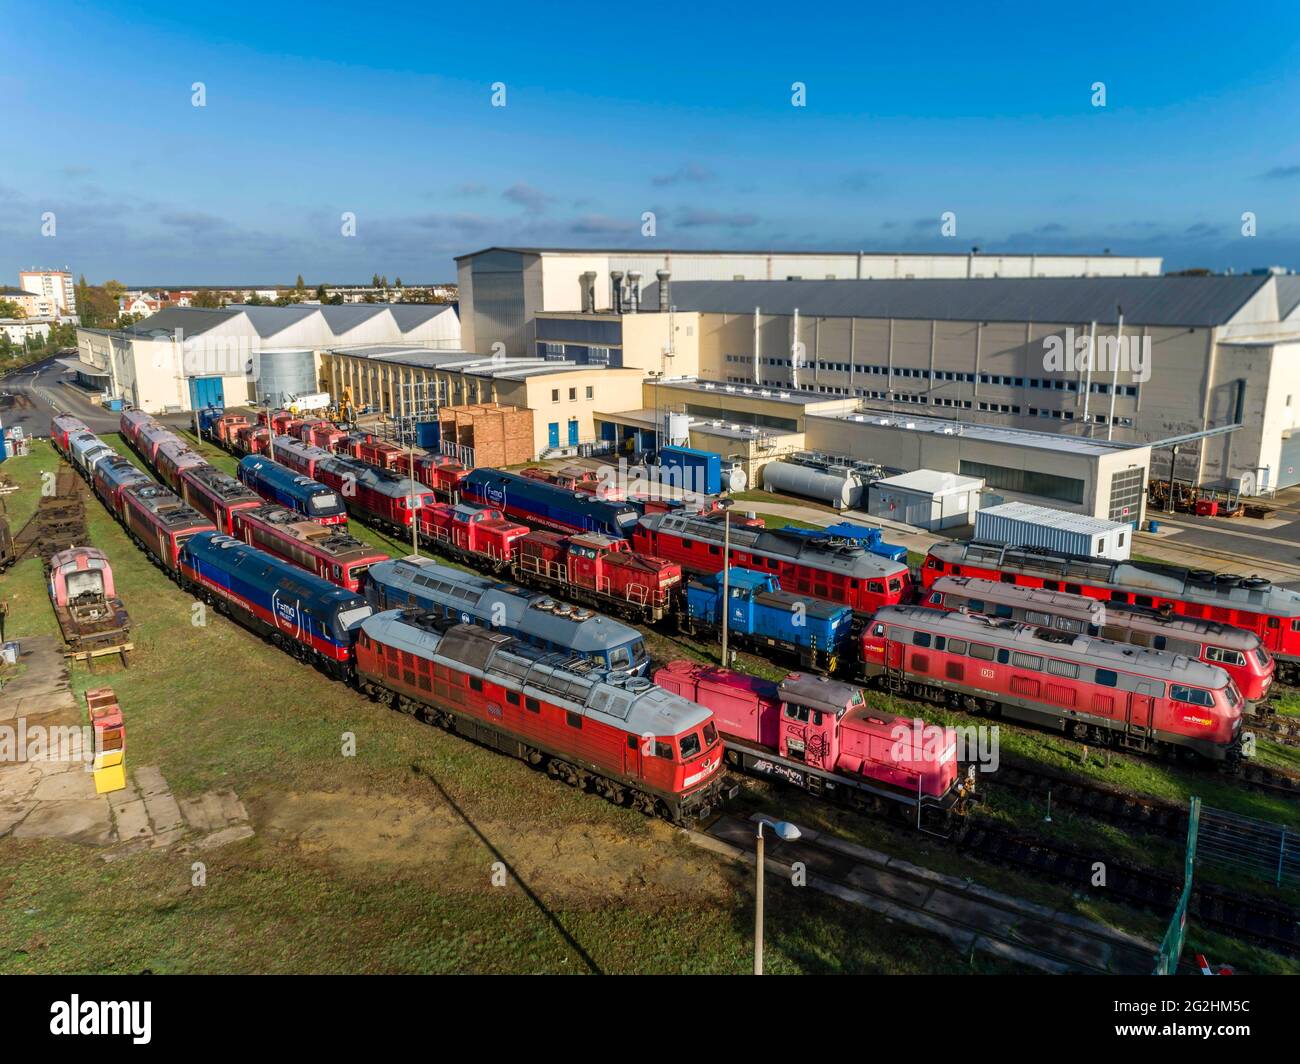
left=762, top=460, right=864, bottom=510
left=868, top=470, right=983, bottom=531
left=974, top=501, right=1133, bottom=560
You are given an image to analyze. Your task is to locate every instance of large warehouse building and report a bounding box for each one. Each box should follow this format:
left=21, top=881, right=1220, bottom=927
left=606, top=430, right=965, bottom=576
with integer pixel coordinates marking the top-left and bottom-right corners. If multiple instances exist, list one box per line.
left=455, top=246, right=1163, bottom=358
left=544, top=272, right=1300, bottom=493
left=74, top=303, right=460, bottom=413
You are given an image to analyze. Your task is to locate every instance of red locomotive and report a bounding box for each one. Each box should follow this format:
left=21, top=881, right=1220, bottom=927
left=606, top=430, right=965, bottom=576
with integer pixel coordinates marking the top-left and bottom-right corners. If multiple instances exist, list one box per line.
left=177, top=464, right=264, bottom=535
left=861, top=604, right=1249, bottom=764
left=118, top=482, right=216, bottom=571
left=308, top=422, right=346, bottom=451
left=633, top=511, right=910, bottom=615
left=154, top=438, right=207, bottom=492
left=923, top=575, right=1276, bottom=704
left=514, top=531, right=682, bottom=624
left=419, top=502, right=530, bottom=570
left=230, top=504, right=388, bottom=593
left=401, top=453, right=469, bottom=499
left=212, top=414, right=249, bottom=447
left=355, top=437, right=404, bottom=470
left=311, top=453, right=435, bottom=533
left=355, top=613, right=733, bottom=822
left=656, top=660, right=973, bottom=824
left=522, top=465, right=622, bottom=500
left=235, top=424, right=272, bottom=455
left=267, top=435, right=334, bottom=478
left=50, top=414, right=90, bottom=454
left=922, top=541, right=1300, bottom=686
left=118, top=409, right=153, bottom=451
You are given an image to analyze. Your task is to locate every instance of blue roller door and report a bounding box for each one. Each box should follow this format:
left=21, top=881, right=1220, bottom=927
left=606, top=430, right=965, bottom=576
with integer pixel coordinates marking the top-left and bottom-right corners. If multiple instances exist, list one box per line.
left=189, top=376, right=225, bottom=411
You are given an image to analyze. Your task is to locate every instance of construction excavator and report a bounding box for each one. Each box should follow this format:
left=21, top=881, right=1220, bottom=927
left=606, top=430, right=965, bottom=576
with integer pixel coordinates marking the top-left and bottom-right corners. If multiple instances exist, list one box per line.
left=325, top=386, right=356, bottom=429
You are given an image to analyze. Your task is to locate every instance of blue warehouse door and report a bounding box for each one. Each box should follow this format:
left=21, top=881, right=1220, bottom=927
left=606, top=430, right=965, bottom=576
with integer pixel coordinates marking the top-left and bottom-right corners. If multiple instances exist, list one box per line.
left=568, top=418, right=579, bottom=446
left=547, top=422, right=559, bottom=448
left=189, top=375, right=225, bottom=411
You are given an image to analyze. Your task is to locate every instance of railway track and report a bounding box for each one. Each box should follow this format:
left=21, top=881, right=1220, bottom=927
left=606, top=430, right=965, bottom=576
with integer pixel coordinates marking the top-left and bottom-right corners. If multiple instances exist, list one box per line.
left=699, top=813, right=1162, bottom=973
left=958, top=820, right=1300, bottom=959
left=1248, top=704, right=1300, bottom=748
left=988, top=762, right=1189, bottom=837
left=10, top=462, right=87, bottom=565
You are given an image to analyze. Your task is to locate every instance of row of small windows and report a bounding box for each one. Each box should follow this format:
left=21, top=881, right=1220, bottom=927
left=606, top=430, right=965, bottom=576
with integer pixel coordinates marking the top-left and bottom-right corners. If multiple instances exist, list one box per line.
left=899, top=627, right=1217, bottom=704
left=724, top=356, right=1140, bottom=397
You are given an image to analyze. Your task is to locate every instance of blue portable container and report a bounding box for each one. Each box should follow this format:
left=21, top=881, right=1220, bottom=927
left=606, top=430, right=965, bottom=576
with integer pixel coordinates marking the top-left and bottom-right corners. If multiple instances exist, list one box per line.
left=778, top=520, right=908, bottom=563
left=238, top=454, right=348, bottom=523
left=658, top=446, right=721, bottom=497
left=683, top=567, right=853, bottom=672
left=462, top=468, right=639, bottom=538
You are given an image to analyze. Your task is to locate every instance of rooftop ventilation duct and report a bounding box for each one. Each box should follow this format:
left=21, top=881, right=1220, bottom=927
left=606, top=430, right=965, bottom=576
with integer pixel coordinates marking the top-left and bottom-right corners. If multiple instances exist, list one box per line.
left=610, top=270, right=624, bottom=314
left=626, top=271, right=643, bottom=313
left=656, top=269, right=671, bottom=311
left=579, top=271, right=597, bottom=313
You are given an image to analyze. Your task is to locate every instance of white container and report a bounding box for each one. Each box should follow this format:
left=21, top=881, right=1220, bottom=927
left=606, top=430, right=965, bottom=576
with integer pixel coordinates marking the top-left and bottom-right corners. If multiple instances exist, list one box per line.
left=974, top=502, right=1132, bottom=560
left=869, top=470, right=983, bottom=530
left=1, top=641, right=19, bottom=666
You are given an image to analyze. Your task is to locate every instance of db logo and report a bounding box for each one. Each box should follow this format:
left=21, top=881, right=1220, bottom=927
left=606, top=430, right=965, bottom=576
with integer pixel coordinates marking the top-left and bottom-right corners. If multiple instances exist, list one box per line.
left=981, top=667, right=994, bottom=679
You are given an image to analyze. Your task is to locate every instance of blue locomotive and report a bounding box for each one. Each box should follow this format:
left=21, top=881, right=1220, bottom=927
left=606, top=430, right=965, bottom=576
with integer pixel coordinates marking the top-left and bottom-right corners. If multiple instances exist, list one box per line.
left=777, top=521, right=908, bottom=563
left=681, top=568, right=854, bottom=673
left=238, top=455, right=349, bottom=525
left=178, top=531, right=372, bottom=676
left=364, top=555, right=649, bottom=674
left=462, top=469, right=639, bottom=538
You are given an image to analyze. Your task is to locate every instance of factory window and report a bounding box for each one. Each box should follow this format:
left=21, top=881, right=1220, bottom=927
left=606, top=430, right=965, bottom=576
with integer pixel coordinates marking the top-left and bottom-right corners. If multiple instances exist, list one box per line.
left=586, top=386, right=593, bottom=399
left=551, top=389, right=559, bottom=402
left=569, top=387, right=577, bottom=401
left=959, top=460, right=1085, bottom=505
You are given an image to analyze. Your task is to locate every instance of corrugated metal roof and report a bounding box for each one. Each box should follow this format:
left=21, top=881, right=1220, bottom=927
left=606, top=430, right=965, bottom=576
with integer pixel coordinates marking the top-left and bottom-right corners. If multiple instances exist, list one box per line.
left=977, top=501, right=1126, bottom=535
left=1276, top=276, right=1300, bottom=320
left=123, top=307, right=240, bottom=336
left=646, top=275, right=1273, bottom=327
left=454, top=245, right=1155, bottom=262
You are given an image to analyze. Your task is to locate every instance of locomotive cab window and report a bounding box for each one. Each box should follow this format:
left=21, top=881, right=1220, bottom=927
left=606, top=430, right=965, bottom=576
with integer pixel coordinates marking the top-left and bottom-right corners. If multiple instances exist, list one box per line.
left=869, top=580, right=884, bottom=594
left=927, top=592, right=942, bottom=605
left=783, top=704, right=823, bottom=726
left=679, top=733, right=701, bottom=759
left=872, top=623, right=885, bottom=637
left=1170, top=684, right=1214, bottom=707
left=911, top=631, right=932, bottom=648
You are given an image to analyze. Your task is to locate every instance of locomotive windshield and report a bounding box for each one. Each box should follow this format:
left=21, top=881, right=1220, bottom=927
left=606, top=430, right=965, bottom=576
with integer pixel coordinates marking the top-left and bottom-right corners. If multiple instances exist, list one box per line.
left=309, top=493, right=340, bottom=515
left=335, top=604, right=373, bottom=639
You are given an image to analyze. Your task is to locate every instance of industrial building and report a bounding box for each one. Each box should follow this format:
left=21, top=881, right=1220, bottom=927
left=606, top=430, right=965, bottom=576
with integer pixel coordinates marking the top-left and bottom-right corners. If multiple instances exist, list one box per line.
left=320, top=346, right=643, bottom=460
left=807, top=410, right=1150, bottom=522
left=454, top=246, right=1163, bottom=358
left=553, top=272, right=1299, bottom=493
left=72, top=303, right=460, bottom=414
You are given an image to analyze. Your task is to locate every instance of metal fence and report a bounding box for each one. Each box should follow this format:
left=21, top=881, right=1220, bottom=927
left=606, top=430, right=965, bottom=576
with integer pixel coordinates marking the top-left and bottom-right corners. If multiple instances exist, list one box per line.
left=1154, top=796, right=1199, bottom=975
left=1196, top=803, right=1299, bottom=889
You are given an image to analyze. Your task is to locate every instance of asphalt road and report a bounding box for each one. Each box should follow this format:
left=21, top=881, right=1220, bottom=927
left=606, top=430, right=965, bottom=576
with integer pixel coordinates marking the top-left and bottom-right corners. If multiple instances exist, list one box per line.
left=0, top=354, right=122, bottom=436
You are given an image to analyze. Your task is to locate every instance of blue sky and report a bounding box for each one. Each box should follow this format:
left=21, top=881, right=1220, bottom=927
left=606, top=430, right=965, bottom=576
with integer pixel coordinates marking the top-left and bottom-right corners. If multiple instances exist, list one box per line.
left=4, top=1, right=1300, bottom=283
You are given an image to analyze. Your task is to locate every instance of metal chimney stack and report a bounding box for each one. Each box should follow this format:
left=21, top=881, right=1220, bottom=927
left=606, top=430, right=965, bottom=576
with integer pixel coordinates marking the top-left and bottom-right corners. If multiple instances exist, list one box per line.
left=626, top=271, right=643, bottom=313
left=610, top=270, right=624, bottom=314
left=579, top=271, right=597, bottom=313
left=656, top=269, right=671, bottom=311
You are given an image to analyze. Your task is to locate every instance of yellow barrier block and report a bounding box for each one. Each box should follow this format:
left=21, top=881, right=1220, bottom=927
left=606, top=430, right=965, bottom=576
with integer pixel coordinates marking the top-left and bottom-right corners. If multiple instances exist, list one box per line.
left=93, top=763, right=126, bottom=794
left=94, top=750, right=124, bottom=770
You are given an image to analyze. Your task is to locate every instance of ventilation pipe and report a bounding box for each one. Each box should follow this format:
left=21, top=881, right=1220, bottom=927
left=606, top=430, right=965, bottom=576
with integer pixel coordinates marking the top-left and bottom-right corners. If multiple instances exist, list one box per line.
left=656, top=269, right=671, bottom=312
left=626, top=271, right=643, bottom=313
left=579, top=271, right=597, bottom=313
left=1106, top=306, right=1123, bottom=441
left=791, top=307, right=801, bottom=391
left=610, top=270, right=624, bottom=314
left=753, top=306, right=761, bottom=384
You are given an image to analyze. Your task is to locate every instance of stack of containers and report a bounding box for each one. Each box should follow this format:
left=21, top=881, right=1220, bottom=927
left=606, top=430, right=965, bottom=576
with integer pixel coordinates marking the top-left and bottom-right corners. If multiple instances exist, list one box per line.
left=85, top=687, right=126, bottom=793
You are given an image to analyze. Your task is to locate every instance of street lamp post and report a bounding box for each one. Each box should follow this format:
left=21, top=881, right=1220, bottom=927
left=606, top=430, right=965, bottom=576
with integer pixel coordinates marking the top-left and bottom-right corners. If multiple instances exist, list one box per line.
left=754, top=817, right=801, bottom=974
left=719, top=499, right=734, bottom=667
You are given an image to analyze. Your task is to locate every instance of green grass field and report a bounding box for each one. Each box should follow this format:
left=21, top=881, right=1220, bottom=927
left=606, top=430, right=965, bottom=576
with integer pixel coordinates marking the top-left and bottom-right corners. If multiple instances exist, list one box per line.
left=3, top=436, right=1296, bottom=974
left=0, top=439, right=1030, bottom=974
